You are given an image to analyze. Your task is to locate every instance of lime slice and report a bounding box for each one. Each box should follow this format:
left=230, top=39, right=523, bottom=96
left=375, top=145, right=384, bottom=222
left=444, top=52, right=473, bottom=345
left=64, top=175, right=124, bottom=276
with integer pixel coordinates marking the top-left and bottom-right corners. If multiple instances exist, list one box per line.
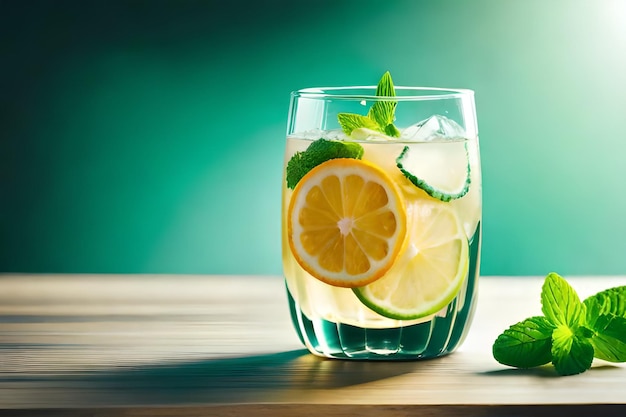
left=396, top=143, right=470, bottom=202
left=353, top=198, right=469, bottom=320
left=285, top=139, right=364, bottom=190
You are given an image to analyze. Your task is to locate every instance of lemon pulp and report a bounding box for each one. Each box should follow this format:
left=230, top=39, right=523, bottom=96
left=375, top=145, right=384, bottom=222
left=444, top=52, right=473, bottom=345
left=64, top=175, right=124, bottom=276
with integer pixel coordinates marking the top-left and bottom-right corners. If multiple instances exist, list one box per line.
left=288, top=158, right=407, bottom=288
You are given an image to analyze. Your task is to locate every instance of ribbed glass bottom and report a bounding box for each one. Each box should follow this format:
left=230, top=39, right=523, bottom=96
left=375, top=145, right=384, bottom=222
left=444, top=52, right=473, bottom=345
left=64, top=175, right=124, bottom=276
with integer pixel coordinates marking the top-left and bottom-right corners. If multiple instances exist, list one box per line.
left=287, top=226, right=481, bottom=360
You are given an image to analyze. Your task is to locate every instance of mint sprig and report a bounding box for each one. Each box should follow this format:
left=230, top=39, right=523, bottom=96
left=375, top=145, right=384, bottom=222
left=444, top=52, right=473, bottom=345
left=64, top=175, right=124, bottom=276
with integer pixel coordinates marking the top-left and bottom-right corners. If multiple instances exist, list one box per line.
left=337, top=71, right=400, bottom=138
left=492, top=272, right=626, bottom=376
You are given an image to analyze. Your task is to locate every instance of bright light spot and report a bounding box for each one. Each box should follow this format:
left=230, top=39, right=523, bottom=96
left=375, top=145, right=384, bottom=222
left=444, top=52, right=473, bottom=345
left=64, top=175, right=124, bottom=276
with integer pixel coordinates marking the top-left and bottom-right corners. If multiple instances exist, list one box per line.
left=360, top=100, right=367, bottom=106
left=606, top=0, right=626, bottom=40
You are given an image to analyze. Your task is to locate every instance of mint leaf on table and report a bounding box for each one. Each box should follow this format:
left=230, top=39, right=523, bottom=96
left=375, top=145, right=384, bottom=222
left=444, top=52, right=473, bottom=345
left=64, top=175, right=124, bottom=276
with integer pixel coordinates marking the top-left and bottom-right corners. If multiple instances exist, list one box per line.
left=586, top=313, right=626, bottom=362
left=541, top=272, right=585, bottom=328
left=492, top=316, right=554, bottom=368
left=551, top=325, right=594, bottom=375
left=583, top=286, right=626, bottom=362
left=583, top=286, right=626, bottom=324
left=337, top=71, right=400, bottom=138
left=285, top=139, right=364, bottom=189
left=492, top=272, right=626, bottom=376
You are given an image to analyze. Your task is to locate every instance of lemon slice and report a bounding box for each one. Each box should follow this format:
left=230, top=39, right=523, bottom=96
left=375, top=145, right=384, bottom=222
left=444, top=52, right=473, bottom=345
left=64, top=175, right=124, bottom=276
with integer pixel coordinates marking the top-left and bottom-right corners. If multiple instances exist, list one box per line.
left=353, top=198, right=469, bottom=319
left=288, top=158, right=407, bottom=288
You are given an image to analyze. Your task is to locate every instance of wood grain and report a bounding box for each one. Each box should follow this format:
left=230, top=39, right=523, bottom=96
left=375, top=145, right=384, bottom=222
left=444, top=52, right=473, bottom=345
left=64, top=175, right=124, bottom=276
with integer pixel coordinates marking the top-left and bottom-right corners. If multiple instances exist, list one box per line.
left=1, top=274, right=625, bottom=416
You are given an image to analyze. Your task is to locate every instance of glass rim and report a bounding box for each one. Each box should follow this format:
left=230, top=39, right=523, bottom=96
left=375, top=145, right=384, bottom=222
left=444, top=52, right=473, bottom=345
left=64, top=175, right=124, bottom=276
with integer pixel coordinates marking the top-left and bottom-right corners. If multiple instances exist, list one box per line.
left=291, top=85, right=474, bottom=101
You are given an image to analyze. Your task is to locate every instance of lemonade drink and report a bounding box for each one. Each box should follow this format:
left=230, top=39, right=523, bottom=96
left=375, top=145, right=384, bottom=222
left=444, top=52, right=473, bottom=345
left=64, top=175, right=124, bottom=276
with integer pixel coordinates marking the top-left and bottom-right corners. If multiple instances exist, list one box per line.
left=282, top=75, right=481, bottom=359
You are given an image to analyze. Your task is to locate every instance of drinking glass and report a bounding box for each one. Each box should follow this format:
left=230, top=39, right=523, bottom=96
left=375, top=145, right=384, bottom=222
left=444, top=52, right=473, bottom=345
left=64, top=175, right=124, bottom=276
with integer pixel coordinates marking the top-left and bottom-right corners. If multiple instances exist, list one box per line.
left=282, top=84, right=481, bottom=360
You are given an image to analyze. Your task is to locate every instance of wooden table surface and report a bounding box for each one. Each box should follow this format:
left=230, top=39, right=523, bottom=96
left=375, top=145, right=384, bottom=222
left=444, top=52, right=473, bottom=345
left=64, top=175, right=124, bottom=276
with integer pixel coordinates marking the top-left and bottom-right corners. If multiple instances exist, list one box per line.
left=1, top=274, right=625, bottom=416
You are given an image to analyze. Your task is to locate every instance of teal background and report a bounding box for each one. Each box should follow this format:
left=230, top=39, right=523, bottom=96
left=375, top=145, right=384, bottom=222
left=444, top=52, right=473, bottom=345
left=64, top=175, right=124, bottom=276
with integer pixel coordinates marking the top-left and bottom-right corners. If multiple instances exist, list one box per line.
left=2, top=0, right=626, bottom=276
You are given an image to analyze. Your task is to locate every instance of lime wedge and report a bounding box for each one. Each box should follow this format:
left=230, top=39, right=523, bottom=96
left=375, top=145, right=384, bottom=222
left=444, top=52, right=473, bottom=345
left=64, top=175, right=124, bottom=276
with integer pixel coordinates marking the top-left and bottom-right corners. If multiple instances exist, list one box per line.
left=396, top=142, right=470, bottom=202
left=353, top=198, right=469, bottom=320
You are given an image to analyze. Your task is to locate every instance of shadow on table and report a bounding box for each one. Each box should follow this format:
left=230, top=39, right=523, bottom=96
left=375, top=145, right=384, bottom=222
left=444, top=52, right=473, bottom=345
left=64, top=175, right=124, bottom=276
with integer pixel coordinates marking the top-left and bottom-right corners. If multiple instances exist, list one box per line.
left=481, top=362, right=624, bottom=378
left=41, top=349, right=429, bottom=404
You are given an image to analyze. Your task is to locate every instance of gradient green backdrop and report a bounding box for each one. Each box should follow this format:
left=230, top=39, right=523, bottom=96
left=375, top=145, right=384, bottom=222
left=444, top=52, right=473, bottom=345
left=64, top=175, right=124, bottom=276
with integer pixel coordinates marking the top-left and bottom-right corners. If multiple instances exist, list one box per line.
left=2, top=0, right=626, bottom=276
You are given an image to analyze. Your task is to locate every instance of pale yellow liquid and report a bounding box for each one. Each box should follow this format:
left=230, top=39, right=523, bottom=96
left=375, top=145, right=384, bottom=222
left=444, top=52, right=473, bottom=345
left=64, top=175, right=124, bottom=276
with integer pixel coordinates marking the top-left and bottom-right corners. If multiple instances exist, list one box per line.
left=282, top=134, right=482, bottom=329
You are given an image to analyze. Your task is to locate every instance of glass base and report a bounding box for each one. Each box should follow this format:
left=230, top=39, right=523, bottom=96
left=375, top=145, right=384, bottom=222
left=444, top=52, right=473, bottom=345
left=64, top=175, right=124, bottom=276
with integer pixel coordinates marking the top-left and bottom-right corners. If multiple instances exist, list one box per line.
left=287, top=287, right=477, bottom=360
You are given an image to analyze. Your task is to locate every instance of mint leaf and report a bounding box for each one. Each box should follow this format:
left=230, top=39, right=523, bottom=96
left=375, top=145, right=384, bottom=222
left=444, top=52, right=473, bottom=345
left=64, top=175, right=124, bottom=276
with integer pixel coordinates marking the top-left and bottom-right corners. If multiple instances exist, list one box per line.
left=368, top=71, right=398, bottom=131
left=551, top=324, right=594, bottom=375
left=582, top=286, right=626, bottom=362
left=541, top=273, right=591, bottom=375
left=493, top=272, right=626, bottom=376
left=375, top=71, right=395, bottom=97
left=583, top=297, right=606, bottom=330
left=492, top=316, right=554, bottom=368
left=541, top=272, right=585, bottom=328
left=384, top=123, right=401, bottom=137
left=588, top=313, right=626, bottom=362
left=337, top=71, right=400, bottom=138
left=337, top=113, right=381, bottom=135
left=583, top=286, right=626, bottom=326
left=285, top=139, right=364, bottom=189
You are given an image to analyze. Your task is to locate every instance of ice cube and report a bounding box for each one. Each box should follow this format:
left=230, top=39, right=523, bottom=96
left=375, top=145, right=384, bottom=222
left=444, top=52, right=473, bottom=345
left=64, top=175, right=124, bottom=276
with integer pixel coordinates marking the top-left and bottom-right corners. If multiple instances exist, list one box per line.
left=298, top=128, right=347, bottom=141
left=299, top=128, right=393, bottom=142
left=298, top=128, right=324, bottom=140
left=401, top=115, right=466, bottom=141
left=321, top=129, right=347, bottom=141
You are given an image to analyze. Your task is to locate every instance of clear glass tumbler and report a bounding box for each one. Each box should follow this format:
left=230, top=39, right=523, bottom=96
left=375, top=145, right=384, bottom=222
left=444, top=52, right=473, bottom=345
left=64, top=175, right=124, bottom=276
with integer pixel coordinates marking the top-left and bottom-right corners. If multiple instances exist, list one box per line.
left=282, top=81, right=481, bottom=360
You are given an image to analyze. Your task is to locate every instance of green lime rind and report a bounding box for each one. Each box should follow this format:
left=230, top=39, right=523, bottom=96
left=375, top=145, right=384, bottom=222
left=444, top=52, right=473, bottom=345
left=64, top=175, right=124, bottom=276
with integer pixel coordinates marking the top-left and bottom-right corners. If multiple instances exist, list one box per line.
left=352, top=287, right=446, bottom=320
left=396, top=144, right=471, bottom=202
left=286, top=139, right=364, bottom=189
left=352, top=254, right=469, bottom=321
